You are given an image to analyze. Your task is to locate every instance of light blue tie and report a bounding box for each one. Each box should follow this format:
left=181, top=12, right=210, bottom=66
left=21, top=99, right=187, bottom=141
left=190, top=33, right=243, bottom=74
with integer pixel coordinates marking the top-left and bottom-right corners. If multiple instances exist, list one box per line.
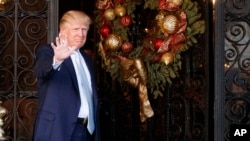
left=73, top=50, right=95, bottom=134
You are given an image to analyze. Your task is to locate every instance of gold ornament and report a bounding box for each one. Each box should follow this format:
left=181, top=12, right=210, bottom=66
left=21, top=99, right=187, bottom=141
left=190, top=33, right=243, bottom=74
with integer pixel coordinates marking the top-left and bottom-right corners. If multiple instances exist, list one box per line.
left=0, top=101, right=7, bottom=140
left=161, top=52, right=174, bottom=65
left=114, top=5, right=126, bottom=17
left=105, top=34, right=122, bottom=51
left=104, top=8, right=116, bottom=20
left=156, top=12, right=165, bottom=21
left=170, top=0, right=183, bottom=6
left=162, top=15, right=179, bottom=34
left=156, top=12, right=165, bottom=28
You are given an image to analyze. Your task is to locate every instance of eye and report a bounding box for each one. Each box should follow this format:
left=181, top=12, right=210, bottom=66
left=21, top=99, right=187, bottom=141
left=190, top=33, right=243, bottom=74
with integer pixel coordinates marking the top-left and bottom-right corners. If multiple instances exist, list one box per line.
left=82, top=28, right=87, bottom=31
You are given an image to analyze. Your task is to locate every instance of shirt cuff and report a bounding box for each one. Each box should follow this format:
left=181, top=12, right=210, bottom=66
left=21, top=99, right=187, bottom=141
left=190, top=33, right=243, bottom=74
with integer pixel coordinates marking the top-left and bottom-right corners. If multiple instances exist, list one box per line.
left=52, top=57, right=63, bottom=70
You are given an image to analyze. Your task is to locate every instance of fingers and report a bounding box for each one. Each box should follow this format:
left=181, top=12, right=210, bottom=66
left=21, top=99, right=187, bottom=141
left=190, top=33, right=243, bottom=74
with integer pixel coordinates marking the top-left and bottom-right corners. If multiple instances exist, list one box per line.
left=52, top=34, right=66, bottom=47
left=59, top=33, right=67, bottom=46
left=55, top=36, right=63, bottom=47
left=51, top=34, right=67, bottom=49
left=51, top=42, right=56, bottom=49
left=51, top=34, right=75, bottom=62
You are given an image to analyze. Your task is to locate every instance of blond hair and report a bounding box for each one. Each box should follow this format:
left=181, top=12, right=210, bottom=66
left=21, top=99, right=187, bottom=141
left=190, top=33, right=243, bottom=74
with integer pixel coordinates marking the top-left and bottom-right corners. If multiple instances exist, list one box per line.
left=59, top=10, right=92, bottom=29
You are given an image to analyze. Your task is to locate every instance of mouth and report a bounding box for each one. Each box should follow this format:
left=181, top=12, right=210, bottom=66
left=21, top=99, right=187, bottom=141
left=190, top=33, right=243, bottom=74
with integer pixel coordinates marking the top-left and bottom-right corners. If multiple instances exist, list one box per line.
left=75, top=38, right=84, bottom=42
left=74, top=40, right=85, bottom=46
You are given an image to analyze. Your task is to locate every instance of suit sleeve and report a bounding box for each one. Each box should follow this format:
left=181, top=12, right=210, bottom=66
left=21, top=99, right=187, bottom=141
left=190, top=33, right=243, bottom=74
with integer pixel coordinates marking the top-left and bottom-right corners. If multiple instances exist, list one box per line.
left=34, top=44, right=56, bottom=81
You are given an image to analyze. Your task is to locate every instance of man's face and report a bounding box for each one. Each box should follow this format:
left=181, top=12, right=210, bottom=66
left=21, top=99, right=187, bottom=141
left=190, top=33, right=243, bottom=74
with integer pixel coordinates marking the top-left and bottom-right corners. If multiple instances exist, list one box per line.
left=61, top=21, right=89, bottom=49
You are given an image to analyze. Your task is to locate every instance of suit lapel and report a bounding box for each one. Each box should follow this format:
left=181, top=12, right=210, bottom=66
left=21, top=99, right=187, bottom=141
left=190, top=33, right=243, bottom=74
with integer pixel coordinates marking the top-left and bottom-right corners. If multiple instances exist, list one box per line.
left=79, top=50, right=91, bottom=70
left=64, top=57, right=79, bottom=94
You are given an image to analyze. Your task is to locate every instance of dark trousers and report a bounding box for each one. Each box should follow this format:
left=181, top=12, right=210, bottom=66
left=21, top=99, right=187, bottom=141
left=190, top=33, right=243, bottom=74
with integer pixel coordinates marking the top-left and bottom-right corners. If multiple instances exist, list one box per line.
left=71, top=124, right=91, bottom=141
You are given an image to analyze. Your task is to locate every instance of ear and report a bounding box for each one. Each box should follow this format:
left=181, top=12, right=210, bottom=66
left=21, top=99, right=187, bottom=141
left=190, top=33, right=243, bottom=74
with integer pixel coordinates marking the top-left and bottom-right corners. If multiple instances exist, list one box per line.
left=59, top=30, right=65, bottom=34
left=59, top=30, right=68, bottom=38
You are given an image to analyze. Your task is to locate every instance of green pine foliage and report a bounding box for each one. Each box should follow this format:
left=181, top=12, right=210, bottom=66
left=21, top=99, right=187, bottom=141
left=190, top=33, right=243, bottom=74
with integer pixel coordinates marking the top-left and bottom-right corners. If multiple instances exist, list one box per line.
left=95, top=0, right=205, bottom=98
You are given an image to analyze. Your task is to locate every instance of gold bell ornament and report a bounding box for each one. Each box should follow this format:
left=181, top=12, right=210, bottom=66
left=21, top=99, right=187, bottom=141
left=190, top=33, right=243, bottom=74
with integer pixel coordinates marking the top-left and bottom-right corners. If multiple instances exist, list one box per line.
left=161, top=52, right=174, bottom=65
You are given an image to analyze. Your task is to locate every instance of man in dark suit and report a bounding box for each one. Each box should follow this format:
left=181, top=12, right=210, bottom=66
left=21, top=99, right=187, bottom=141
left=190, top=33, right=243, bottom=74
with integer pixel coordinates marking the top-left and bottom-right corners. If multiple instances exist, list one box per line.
left=33, top=10, right=100, bottom=141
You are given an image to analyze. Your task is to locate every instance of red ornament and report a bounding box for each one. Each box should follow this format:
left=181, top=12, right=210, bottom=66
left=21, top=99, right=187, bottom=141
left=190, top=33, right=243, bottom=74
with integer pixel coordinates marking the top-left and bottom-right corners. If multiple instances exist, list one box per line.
left=153, top=38, right=164, bottom=50
left=120, top=15, right=132, bottom=26
left=99, top=25, right=112, bottom=37
left=115, top=0, right=125, bottom=4
left=121, top=41, right=133, bottom=53
left=158, top=0, right=180, bottom=11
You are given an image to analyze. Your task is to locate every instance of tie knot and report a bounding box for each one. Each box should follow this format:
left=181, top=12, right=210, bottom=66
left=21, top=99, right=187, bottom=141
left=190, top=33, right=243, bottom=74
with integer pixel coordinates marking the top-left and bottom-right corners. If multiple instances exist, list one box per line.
left=71, top=50, right=81, bottom=58
left=73, top=50, right=79, bottom=54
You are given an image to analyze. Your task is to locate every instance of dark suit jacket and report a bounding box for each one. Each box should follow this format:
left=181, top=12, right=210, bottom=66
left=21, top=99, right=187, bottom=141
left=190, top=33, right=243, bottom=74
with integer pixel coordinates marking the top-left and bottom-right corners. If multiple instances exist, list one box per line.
left=33, top=44, right=100, bottom=141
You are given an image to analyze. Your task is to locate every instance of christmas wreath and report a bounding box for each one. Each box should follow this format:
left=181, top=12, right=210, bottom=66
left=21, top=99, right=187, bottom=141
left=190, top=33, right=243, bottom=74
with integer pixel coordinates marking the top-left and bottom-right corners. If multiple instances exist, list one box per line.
left=95, top=0, right=205, bottom=121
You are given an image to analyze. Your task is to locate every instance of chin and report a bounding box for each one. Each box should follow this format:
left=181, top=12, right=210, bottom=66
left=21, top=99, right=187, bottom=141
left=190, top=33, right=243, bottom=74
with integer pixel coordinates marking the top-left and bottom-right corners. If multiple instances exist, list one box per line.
left=77, top=42, right=85, bottom=46
left=75, top=43, right=84, bottom=48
